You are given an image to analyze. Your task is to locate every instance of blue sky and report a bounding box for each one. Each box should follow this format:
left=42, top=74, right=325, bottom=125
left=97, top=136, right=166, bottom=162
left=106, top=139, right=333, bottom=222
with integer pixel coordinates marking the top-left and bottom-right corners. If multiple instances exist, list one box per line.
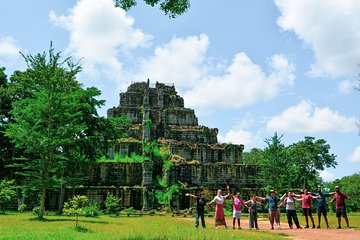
left=1, top=0, right=359, bottom=181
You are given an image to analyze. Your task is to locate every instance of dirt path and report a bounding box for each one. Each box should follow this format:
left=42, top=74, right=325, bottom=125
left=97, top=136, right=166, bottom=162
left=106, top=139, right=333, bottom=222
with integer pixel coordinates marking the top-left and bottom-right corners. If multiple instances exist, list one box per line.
left=183, top=217, right=360, bottom=240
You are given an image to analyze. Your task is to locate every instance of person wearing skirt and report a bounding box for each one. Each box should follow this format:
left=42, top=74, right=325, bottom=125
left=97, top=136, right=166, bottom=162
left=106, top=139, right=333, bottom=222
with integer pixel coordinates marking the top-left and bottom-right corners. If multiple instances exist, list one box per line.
left=209, top=189, right=228, bottom=229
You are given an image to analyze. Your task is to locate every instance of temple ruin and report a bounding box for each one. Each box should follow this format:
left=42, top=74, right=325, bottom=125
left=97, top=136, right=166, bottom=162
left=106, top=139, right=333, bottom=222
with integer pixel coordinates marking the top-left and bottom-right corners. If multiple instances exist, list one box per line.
left=56, top=80, right=260, bottom=210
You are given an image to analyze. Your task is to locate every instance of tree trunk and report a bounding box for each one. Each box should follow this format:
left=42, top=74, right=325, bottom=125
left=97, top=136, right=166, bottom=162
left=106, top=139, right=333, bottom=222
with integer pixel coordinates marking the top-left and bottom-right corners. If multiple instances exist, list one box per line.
left=57, top=184, right=65, bottom=214
left=39, top=186, right=47, bottom=219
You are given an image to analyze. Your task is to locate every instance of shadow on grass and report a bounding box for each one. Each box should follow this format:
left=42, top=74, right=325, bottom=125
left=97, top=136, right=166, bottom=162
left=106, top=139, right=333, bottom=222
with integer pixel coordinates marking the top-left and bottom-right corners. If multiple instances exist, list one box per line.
left=75, top=225, right=91, bottom=233
left=28, top=217, right=109, bottom=224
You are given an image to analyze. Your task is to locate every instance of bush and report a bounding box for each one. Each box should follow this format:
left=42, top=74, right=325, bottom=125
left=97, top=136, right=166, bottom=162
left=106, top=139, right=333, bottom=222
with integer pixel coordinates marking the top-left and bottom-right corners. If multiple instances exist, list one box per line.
left=32, top=206, right=40, bottom=215
left=82, top=202, right=101, bottom=217
left=18, top=204, right=27, bottom=212
left=105, top=193, right=121, bottom=215
left=0, top=180, right=17, bottom=213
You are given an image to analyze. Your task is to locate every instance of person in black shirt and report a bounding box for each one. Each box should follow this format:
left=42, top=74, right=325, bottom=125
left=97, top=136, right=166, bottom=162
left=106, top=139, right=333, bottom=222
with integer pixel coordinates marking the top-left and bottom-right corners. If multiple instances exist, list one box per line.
left=186, top=192, right=210, bottom=228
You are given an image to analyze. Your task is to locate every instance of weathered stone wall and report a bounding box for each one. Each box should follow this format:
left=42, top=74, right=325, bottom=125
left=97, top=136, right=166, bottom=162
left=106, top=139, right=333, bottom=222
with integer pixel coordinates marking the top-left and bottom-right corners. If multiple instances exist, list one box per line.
left=99, top=163, right=143, bottom=186
left=168, top=164, right=258, bottom=189
left=168, top=142, right=244, bottom=164
left=165, top=126, right=218, bottom=144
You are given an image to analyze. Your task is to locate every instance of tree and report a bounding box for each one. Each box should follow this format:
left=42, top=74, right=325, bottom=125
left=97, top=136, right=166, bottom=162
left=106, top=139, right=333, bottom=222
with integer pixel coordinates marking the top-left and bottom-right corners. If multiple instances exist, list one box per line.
left=5, top=45, right=110, bottom=219
left=289, top=136, right=337, bottom=189
left=114, top=0, right=190, bottom=18
left=261, top=132, right=293, bottom=192
left=0, top=179, right=17, bottom=213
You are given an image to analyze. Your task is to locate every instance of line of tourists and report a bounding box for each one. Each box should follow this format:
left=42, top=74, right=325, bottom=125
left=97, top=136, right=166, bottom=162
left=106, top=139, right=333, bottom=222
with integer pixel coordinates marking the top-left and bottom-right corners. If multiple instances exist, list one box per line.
left=185, top=185, right=351, bottom=230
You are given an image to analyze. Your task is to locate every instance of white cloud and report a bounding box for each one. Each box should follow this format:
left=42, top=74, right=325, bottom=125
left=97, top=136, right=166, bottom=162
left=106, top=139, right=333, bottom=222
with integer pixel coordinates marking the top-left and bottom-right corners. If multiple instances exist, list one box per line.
left=348, top=145, right=360, bottom=163
left=338, top=80, right=355, bottom=95
left=275, top=0, right=360, bottom=77
left=218, top=129, right=255, bottom=146
left=266, top=100, right=358, bottom=134
left=133, top=34, right=209, bottom=88
left=218, top=119, right=263, bottom=149
left=183, top=53, right=295, bottom=109
left=0, top=36, right=20, bottom=57
left=49, top=0, right=151, bottom=78
left=0, top=36, right=22, bottom=70
left=320, top=170, right=336, bottom=182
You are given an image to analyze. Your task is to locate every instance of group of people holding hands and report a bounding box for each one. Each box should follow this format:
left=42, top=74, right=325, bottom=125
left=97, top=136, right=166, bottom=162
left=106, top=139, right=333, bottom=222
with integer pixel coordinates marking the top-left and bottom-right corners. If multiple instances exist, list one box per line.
left=185, top=185, right=351, bottom=230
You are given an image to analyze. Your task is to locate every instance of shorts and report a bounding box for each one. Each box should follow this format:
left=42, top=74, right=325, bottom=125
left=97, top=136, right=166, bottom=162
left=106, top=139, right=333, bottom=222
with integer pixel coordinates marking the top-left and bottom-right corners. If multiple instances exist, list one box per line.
left=302, top=208, right=312, bottom=216
left=268, top=210, right=280, bottom=223
left=317, top=206, right=327, bottom=216
left=336, top=207, right=347, bottom=218
left=233, top=210, right=242, bottom=219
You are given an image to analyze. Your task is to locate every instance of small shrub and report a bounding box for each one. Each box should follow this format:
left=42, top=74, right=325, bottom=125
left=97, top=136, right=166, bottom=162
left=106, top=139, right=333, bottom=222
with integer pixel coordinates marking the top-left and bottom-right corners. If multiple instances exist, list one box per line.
left=105, top=193, right=121, bottom=215
left=63, top=195, right=89, bottom=227
left=0, top=180, right=17, bottom=213
left=82, top=202, right=101, bottom=217
left=18, top=204, right=27, bottom=212
left=32, top=206, right=41, bottom=215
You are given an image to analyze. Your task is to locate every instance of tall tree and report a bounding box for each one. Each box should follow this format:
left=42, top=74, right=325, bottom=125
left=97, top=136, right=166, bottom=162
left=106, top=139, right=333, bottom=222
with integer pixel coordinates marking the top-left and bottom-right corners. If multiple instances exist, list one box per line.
left=5, top=45, right=109, bottom=218
left=261, top=132, right=293, bottom=191
left=114, top=0, right=190, bottom=18
left=288, top=136, right=337, bottom=189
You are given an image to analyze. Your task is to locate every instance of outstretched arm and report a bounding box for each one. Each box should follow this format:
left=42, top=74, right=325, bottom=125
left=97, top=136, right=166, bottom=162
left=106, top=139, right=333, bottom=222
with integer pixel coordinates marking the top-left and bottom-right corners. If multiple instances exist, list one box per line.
left=185, top=193, right=197, bottom=199
left=278, top=200, right=286, bottom=208
left=280, top=193, right=287, bottom=201
left=294, top=197, right=303, bottom=202
left=256, top=196, right=266, bottom=201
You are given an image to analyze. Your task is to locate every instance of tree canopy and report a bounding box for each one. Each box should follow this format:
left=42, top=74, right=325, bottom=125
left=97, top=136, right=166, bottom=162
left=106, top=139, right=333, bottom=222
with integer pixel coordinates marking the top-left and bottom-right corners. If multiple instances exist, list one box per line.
left=243, top=133, right=337, bottom=192
left=114, top=0, right=190, bottom=18
left=4, top=45, right=116, bottom=218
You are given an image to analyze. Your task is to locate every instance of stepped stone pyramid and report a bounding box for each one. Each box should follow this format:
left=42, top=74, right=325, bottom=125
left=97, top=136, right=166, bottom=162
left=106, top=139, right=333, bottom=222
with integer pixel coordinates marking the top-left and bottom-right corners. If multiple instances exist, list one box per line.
left=54, top=80, right=259, bottom=210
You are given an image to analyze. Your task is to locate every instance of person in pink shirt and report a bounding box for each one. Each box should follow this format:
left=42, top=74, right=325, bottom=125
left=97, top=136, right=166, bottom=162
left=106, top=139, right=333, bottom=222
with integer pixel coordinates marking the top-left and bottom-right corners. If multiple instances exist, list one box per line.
left=328, top=186, right=351, bottom=229
left=295, top=188, right=319, bottom=228
left=226, top=185, right=249, bottom=229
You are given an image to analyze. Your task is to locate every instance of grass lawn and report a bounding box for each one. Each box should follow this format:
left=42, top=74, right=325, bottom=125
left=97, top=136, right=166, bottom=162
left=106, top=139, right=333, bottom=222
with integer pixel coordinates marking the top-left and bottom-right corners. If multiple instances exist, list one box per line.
left=0, top=212, right=286, bottom=240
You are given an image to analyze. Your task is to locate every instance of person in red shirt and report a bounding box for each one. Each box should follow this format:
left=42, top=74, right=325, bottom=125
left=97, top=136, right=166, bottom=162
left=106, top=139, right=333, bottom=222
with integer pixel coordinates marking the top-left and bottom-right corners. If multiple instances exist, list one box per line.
left=295, top=188, right=319, bottom=228
left=328, top=186, right=351, bottom=229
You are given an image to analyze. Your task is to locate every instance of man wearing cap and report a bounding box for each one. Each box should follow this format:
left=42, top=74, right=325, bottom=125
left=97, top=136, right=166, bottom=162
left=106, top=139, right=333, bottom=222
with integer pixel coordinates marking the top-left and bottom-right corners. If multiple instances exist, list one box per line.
left=328, top=186, right=351, bottom=229
left=256, top=190, right=286, bottom=230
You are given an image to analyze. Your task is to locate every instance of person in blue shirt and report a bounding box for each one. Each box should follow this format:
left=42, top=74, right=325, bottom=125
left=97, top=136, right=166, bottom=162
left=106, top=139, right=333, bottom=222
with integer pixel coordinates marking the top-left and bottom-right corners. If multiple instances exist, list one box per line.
left=311, top=187, right=334, bottom=228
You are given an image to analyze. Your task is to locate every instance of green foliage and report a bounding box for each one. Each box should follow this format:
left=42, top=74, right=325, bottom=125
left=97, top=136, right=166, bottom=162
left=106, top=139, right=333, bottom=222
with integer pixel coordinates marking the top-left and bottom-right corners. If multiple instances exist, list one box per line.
left=243, top=133, right=337, bottom=193
left=155, top=184, right=179, bottom=208
left=63, top=195, right=89, bottom=227
left=18, top=204, right=27, bottom=212
left=82, top=202, right=101, bottom=217
left=114, top=0, right=190, bottom=18
left=32, top=206, right=41, bottom=215
left=0, top=179, right=17, bottom=213
left=4, top=44, right=117, bottom=218
left=98, top=152, right=149, bottom=163
left=144, top=119, right=152, bottom=129
left=105, top=192, right=121, bottom=215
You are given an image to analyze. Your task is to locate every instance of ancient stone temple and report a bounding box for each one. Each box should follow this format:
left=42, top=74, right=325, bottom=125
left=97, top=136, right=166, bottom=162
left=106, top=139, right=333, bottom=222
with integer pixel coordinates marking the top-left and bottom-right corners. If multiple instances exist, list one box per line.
left=58, top=80, right=260, bottom=210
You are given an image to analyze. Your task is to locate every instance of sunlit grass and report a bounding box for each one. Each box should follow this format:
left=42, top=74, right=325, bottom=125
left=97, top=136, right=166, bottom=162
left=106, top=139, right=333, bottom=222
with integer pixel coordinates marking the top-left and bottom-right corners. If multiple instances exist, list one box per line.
left=0, top=212, right=286, bottom=240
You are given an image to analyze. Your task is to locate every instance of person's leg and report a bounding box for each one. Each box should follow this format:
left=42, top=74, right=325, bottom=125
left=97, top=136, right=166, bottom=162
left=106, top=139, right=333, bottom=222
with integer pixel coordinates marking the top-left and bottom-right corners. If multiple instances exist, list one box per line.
left=303, top=209, right=309, bottom=227
left=200, top=211, right=206, bottom=228
left=269, top=210, right=274, bottom=229
left=293, top=212, right=301, bottom=228
left=195, top=211, right=200, bottom=228
left=254, top=213, right=259, bottom=229
left=275, top=210, right=281, bottom=229
left=317, top=207, right=321, bottom=228
left=336, top=209, right=342, bottom=228
left=233, top=218, right=236, bottom=229
left=323, top=207, right=329, bottom=228
left=286, top=210, right=293, bottom=228
left=237, top=218, right=241, bottom=228
left=345, top=216, right=350, bottom=227
left=249, top=211, right=254, bottom=229
left=310, top=214, right=315, bottom=228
